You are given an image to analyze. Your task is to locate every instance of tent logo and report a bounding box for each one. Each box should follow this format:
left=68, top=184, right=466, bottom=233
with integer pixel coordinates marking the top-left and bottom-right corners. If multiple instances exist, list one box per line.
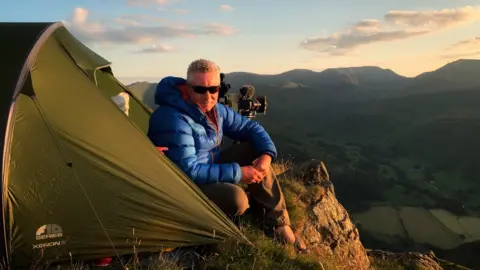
left=36, top=224, right=63, bottom=240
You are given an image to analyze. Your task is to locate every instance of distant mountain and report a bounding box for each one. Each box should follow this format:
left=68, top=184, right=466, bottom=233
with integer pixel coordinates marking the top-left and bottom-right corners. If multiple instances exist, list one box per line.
left=128, top=81, right=157, bottom=109
left=225, top=66, right=408, bottom=91
left=211, top=60, right=480, bottom=104
left=415, top=59, right=480, bottom=83
left=126, top=59, right=480, bottom=103
left=317, top=66, right=408, bottom=86
left=409, top=59, right=480, bottom=92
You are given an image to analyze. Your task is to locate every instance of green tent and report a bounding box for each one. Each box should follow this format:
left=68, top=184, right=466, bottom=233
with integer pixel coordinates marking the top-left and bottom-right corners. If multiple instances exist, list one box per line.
left=0, top=21, right=246, bottom=268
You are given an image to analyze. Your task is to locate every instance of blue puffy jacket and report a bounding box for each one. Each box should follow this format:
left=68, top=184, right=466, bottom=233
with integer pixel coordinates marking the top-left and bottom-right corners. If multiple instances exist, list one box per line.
left=147, top=76, right=277, bottom=185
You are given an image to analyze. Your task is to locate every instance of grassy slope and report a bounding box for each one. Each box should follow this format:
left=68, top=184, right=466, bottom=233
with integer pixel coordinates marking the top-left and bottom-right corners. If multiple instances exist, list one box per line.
left=48, top=162, right=423, bottom=270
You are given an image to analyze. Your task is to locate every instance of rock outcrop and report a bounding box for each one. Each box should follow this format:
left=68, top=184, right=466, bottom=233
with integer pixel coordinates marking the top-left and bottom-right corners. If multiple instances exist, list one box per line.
left=277, top=159, right=472, bottom=270
left=281, top=159, right=371, bottom=270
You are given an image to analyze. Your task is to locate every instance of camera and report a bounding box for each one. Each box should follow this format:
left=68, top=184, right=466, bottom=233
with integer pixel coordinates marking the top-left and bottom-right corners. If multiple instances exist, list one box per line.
left=218, top=73, right=232, bottom=107
left=237, top=85, right=268, bottom=119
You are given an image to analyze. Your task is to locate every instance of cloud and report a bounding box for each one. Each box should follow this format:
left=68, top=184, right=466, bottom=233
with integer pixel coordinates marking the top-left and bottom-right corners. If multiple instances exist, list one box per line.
left=126, top=0, right=170, bottom=6
left=301, top=5, right=480, bottom=56
left=219, top=5, right=234, bottom=12
left=72, top=7, right=89, bottom=24
left=67, top=8, right=105, bottom=34
left=384, top=6, right=480, bottom=28
left=114, top=16, right=141, bottom=26
left=203, top=22, right=236, bottom=35
left=173, top=9, right=189, bottom=14
left=444, top=37, right=480, bottom=51
left=114, top=14, right=169, bottom=26
left=353, top=19, right=381, bottom=32
left=440, top=37, right=480, bottom=59
left=440, top=50, right=480, bottom=59
left=65, top=7, right=236, bottom=48
left=135, top=44, right=175, bottom=53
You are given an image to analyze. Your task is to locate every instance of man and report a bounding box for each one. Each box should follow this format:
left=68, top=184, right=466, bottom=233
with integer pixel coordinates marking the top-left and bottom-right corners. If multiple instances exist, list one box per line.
left=147, top=59, right=306, bottom=251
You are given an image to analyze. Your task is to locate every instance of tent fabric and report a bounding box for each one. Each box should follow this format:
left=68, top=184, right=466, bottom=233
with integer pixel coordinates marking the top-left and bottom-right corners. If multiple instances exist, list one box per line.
left=0, top=21, right=247, bottom=268
left=0, top=22, right=54, bottom=267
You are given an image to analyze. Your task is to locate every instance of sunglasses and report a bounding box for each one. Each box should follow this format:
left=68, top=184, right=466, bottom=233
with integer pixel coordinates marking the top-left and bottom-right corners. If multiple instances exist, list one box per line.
left=191, top=85, right=220, bottom=94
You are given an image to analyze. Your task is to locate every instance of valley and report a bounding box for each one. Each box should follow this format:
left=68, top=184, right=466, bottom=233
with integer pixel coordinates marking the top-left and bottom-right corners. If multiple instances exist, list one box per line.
left=126, top=58, right=480, bottom=268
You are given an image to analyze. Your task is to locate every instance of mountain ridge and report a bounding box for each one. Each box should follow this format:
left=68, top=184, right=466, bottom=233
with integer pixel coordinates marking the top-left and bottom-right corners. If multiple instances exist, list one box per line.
left=124, top=59, right=480, bottom=96
left=127, top=58, right=480, bottom=110
left=227, top=65, right=406, bottom=79
left=224, top=58, right=477, bottom=78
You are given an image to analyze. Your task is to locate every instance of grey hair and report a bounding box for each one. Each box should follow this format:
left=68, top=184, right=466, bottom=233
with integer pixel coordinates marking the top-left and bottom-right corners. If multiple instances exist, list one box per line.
left=186, top=59, right=220, bottom=81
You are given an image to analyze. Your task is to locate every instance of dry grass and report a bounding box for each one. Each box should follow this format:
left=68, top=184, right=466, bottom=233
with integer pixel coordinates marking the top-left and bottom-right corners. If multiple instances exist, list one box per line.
left=196, top=223, right=326, bottom=270
left=271, top=158, right=293, bottom=176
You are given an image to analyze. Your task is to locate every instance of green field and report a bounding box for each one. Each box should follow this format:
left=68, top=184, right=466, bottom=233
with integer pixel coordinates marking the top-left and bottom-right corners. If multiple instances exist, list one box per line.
left=458, top=217, right=480, bottom=240
left=353, top=206, right=406, bottom=238
left=399, top=207, right=463, bottom=249
left=353, top=206, right=480, bottom=250
left=429, top=209, right=469, bottom=236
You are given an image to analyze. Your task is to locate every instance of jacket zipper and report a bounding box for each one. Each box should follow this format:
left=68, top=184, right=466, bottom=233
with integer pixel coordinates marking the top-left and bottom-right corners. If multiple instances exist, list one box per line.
left=202, top=107, right=220, bottom=163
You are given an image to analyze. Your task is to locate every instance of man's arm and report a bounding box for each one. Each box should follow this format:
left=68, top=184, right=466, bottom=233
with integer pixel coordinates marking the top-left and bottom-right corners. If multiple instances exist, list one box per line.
left=220, top=106, right=277, bottom=160
left=148, top=110, right=242, bottom=185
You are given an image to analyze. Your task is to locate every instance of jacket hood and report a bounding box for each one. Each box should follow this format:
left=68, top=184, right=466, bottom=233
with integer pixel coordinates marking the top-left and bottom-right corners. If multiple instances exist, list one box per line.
left=154, top=76, right=211, bottom=124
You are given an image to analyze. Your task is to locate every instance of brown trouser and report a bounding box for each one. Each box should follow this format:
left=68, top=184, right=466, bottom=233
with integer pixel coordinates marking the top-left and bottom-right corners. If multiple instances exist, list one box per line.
left=197, top=142, right=291, bottom=228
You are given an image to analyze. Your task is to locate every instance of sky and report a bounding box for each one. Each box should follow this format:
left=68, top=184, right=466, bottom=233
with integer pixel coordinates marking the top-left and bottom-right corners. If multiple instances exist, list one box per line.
left=3, top=0, right=480, bottom=84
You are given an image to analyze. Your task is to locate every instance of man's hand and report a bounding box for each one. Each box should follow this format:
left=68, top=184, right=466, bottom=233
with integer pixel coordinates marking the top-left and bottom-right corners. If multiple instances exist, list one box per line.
left=241, top=166, right=266, bottom=184
left=253, top=154, right=272, bottom=174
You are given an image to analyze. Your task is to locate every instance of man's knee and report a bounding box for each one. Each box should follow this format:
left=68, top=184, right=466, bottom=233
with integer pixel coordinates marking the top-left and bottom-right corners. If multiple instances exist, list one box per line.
left=200, top=183, right=249, bottom=216
left=229, top=185, right=250, bottom=215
